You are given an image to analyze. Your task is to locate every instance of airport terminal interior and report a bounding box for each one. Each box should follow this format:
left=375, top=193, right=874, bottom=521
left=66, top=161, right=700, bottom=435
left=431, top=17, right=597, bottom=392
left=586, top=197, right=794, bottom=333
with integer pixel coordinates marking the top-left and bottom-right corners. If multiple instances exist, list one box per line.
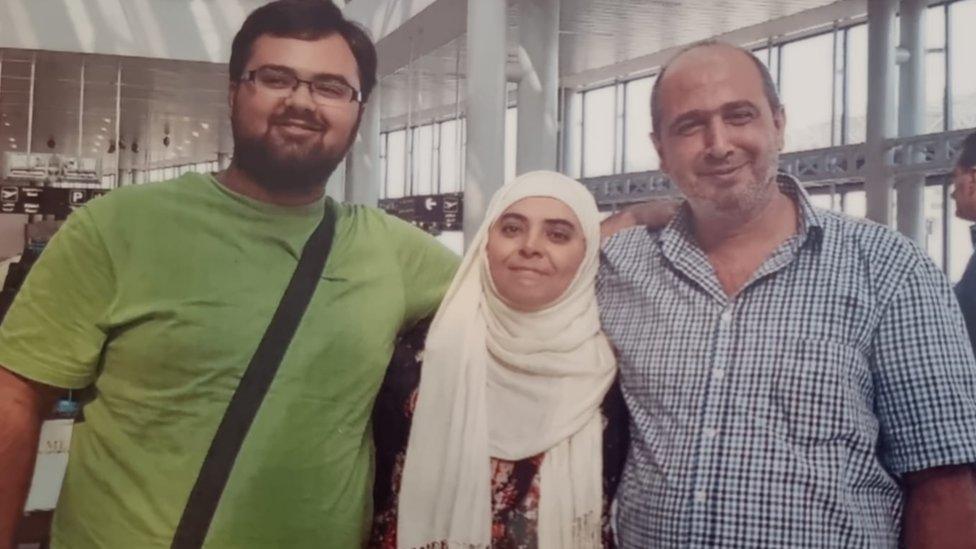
left=2, top=0, right=975, bottom=546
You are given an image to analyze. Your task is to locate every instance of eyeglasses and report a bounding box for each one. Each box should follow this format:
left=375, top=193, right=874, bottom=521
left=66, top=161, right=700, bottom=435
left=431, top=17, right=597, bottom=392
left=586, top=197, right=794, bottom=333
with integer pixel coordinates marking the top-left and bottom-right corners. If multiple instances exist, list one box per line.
left=241, top=66, right=362, bottom=107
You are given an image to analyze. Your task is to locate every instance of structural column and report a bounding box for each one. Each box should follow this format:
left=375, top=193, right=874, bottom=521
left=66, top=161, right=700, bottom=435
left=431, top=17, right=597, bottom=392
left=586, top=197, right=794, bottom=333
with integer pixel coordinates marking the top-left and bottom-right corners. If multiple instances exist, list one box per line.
left=864, top=0, right=897, bottom=226
left=463, top=0, right=507, bottom=245
left=346, top=88, right=382, bottom=206
left=516, top=0, right=559, bottom=174
left=895, top=0, right=927, bottom=245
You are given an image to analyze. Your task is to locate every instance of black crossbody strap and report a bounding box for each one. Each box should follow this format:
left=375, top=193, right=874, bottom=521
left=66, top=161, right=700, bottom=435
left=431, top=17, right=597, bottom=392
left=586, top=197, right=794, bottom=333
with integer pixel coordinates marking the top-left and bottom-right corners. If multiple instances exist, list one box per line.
left=172, top=204, right=337, bottom=549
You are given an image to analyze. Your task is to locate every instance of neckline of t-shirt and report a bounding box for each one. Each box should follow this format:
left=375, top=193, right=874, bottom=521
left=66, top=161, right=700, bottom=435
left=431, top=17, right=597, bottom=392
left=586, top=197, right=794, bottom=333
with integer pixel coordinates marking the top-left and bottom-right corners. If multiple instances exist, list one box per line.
left=203, top=172, right=330, bottom=219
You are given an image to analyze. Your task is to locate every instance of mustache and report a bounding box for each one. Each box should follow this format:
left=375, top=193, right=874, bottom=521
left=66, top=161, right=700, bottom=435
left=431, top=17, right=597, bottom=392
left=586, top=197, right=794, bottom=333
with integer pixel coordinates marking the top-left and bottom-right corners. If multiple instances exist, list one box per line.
left=269, top=108, right=327, bottom=131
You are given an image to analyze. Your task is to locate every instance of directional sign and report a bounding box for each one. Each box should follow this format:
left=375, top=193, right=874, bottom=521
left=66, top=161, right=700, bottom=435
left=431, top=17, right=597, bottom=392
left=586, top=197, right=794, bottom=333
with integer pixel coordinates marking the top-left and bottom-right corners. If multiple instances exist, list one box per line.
left=0, top=186, right=110, bottom=218
left=1, top=186, right=18, bottom=204
left=379, top=192, right=463, bottom=232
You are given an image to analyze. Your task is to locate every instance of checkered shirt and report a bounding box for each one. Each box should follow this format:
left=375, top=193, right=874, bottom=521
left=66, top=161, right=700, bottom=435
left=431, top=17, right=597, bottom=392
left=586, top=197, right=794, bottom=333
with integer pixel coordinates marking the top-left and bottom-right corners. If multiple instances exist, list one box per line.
left=597, top=175, right=976, bottom=548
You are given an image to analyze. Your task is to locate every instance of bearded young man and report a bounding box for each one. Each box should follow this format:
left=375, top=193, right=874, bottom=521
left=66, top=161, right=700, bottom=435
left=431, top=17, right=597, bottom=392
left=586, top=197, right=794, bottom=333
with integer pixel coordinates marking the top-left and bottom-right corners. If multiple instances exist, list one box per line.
left=0, top=2, right=458, bottom=548
left=598, top=41, right=976, bottom=547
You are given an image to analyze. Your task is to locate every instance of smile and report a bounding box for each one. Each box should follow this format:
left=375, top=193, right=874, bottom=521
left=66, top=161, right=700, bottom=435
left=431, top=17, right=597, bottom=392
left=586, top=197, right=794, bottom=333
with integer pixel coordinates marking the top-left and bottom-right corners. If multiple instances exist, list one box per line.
left=274, top=122, right=324, bottom=134
left=700, top=164, right=746, bottom=177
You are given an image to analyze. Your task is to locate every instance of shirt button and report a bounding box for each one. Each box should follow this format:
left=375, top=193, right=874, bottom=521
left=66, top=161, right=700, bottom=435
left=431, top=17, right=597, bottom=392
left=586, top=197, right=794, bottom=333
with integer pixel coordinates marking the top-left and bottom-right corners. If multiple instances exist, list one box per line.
left=712, top=368, right=725, bottom=381
left=694, top=490, right=707, bottom=503
left=720, top=309, right=733, bottom=323
left=704, top=427, right=719, bottom=439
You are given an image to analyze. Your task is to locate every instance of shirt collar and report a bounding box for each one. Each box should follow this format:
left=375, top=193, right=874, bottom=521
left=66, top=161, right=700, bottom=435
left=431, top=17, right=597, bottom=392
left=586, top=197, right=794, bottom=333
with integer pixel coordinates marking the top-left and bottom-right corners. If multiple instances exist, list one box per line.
left=659, top=172, right=825, bottom=251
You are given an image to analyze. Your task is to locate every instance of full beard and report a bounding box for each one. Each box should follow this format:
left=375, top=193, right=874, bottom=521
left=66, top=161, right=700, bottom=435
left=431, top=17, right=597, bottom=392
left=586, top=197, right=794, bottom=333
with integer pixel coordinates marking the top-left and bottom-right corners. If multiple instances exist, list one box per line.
left=230, top=113, right=352, bottom=195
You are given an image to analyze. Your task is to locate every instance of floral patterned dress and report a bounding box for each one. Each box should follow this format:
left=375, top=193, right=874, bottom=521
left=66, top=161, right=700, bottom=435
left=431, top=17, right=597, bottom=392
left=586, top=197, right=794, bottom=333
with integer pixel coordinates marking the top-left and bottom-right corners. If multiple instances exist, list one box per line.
left=370, top=320, right=629, bottom=548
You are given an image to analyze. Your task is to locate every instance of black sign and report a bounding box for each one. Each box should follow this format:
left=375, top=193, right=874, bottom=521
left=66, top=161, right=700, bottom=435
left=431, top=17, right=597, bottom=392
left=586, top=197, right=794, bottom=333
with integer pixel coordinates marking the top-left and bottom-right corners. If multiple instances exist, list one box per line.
left=379, top=192, right=463, bottom=233
left=0, top=185, right=108, bottom=218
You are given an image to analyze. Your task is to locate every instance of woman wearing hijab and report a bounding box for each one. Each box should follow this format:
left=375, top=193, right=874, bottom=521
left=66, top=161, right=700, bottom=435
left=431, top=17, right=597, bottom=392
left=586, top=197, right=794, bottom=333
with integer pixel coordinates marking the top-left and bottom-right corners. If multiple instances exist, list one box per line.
left=371, top=170, right=628, bottom=549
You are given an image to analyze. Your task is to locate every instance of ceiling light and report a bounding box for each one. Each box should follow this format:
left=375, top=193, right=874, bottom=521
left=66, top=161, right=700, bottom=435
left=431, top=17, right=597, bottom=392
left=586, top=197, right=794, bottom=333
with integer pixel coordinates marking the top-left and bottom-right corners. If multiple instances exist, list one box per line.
left=91, top=147, right=98, bottom=153
left=200, top=122, right=210, bottom=130
left=10, top=144, right=17, bottom=149
left=7, top=137, right=14, bottom=142
left=191, top=131, right=200, bottom=138
left=184, top=139, right=191, bottom=145
left=2, top=122, right=9, bottom=127
left=103, top=117, right=111, bottom=123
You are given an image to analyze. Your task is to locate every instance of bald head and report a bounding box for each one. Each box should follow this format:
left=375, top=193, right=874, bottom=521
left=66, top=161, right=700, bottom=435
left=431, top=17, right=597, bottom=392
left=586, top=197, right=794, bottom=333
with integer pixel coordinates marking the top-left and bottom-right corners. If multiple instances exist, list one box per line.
left=651, top=41, right=782, bottom=136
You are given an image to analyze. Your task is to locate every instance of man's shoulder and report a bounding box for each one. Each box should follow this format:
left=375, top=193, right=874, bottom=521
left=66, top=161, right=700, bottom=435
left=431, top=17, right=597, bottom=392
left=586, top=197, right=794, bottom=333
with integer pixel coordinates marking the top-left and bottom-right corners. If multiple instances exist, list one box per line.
left=817, top=208, right=926, bottom=265
left=602, top=225, right=663, bottom=259
left=600, top=225, right=664, bottom=273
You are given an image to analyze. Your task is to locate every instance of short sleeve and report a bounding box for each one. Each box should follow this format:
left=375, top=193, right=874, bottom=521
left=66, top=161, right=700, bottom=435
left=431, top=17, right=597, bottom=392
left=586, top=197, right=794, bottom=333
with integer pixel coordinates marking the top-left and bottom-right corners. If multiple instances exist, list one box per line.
left=0, top=208, right=115, bottom=389
left=388, top=217, right=459, bottom=328
left=871, top=257, right=976, bottom=475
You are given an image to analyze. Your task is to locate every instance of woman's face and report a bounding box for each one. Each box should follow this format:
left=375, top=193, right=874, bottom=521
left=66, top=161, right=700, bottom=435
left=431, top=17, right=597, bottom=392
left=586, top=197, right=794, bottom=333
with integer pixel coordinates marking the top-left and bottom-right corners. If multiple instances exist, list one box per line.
left=486, top=196, right=587, bottom=312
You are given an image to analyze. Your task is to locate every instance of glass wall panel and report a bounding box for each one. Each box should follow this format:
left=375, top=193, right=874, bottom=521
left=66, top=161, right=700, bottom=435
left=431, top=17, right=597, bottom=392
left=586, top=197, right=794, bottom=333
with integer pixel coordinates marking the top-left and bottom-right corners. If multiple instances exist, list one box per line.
left=844, top=190, right=866, bottom=217
left=624, top=76, right=658, bottom=172
left=780, top=33, right=834, bottom=151
left=925, top=5, right=947, bottom=132
left=412, top=124, right=434, bottom=195
left=846, top=24, right=868, bottom=144
left=386, top=129, right=406, bottom=198
left=438, top=119, right=462, bottom=193
left=566, top=92, right=582, bottom=178
left=950, top=0, right=976, bottom=128
left=582, top=85, right=616, bottom=177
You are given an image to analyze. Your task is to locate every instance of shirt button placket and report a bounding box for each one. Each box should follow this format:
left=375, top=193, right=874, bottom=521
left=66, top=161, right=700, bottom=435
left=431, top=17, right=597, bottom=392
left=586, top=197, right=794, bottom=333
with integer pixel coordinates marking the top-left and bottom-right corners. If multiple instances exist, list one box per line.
left=691, top=305, right=733, bottom=540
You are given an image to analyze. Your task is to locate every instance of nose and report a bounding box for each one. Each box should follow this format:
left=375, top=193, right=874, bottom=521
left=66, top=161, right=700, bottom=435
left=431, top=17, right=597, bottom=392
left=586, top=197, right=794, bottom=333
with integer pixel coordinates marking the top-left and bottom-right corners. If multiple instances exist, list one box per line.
left=284, top=81, right=317, bottom=111
left=519, top=229, right=544, bottom=257
left=703, top=118, right=734, bottom=161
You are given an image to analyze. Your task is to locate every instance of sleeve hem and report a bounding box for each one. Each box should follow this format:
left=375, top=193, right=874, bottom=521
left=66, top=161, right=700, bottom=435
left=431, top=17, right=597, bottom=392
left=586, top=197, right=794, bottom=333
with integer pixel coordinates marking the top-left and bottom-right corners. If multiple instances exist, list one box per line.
left=0, top=353, right=94, bottom=390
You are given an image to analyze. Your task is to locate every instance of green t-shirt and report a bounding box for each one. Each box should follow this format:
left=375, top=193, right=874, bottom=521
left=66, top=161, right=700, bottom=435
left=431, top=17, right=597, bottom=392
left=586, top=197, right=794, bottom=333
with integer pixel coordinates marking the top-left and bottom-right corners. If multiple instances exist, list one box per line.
left=0, top=173, right=459, bottom=548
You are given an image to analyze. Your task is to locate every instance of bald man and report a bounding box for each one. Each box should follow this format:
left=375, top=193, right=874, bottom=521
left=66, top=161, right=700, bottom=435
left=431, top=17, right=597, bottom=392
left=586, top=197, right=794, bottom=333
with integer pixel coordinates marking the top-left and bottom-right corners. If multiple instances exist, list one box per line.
left=598, top=41, right=976, bottom=548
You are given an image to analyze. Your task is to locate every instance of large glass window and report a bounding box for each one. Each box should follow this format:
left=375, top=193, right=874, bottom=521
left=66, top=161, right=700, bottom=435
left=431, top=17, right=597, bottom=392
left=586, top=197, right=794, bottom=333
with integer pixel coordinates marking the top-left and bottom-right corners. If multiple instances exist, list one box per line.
left=924, top=183, right=946, bottom=271
left=385, top=129, right=406, bottom=198
left=846, top=24, right=868, bottom=144
left=438, top=119, right=463, bottom=193
left=925, top=4, right=947, bottom=133
left=780, top=33, right=835, bottom=151
left=565, top=92, right=582, bottom=178
left=582, top=85, right=616, bottom=177
left=624, top=76, right=658, bottom=172
left=412, top=124, right=434, bottom=195
left=950, top=0, right=976, bottom=129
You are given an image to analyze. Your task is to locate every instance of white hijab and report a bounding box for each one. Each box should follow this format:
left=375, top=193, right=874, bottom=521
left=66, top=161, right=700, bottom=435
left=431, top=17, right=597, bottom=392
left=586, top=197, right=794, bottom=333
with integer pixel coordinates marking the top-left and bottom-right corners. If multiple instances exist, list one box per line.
left=397, top=170, right=616, bottom=549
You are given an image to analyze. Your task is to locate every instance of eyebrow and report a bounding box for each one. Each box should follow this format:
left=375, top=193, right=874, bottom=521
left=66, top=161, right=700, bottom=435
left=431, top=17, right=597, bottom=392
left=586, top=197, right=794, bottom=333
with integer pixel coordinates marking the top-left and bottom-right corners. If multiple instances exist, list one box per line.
left=498, top=213, right=578, bottom=231
left=667, top=100, right=760, bottom=133
left=260, top=64, right=357, bottom=88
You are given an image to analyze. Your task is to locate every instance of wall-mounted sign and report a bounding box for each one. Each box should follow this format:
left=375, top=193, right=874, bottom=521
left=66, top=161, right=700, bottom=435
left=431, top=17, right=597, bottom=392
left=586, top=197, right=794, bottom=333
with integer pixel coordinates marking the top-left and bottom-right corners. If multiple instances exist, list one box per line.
left=0, top=186, right=108, bottom=217
left=379, top=192, right=463, bottom=233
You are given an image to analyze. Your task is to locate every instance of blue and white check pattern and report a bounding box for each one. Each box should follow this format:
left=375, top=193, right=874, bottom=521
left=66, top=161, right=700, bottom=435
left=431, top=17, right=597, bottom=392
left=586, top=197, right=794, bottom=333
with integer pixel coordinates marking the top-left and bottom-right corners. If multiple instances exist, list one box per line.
left=598, top=175, right=976, bottom=548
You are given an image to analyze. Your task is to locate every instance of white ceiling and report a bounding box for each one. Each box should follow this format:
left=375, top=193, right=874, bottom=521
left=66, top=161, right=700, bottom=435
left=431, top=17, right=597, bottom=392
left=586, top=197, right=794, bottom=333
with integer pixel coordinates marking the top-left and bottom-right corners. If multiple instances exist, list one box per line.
left=377, top=0, right=863, bottom=126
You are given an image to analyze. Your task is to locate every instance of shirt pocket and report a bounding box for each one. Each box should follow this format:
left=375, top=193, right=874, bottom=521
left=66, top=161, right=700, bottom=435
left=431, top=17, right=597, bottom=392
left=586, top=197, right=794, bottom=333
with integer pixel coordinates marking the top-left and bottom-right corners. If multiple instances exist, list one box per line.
left=738, top=337, right=866, bottom=449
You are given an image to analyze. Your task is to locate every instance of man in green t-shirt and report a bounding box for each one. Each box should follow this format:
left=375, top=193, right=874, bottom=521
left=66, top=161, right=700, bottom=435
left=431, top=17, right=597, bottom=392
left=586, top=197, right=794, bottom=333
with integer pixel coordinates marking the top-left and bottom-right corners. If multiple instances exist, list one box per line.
left=0, top=2, right=458, bottom=548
